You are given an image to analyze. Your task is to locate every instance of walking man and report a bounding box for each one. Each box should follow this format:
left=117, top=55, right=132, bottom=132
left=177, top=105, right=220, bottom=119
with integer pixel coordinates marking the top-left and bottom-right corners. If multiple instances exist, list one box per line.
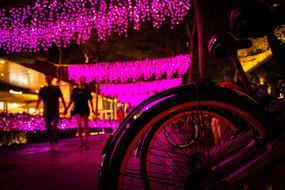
left=36, top=74, right=66, bottom=151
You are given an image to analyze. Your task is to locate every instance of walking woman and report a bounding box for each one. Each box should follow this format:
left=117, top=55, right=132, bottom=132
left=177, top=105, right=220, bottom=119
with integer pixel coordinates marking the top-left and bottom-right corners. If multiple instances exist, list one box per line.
left=66, top=76, right=95, bottom=149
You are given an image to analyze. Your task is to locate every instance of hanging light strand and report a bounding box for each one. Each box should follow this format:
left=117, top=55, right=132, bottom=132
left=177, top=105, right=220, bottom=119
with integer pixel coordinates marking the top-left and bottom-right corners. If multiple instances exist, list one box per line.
left=68, top=54, right=190, bottom=83
left=0, top=0, right=191, bottom=53
left=100, top=78, right=182, bottom=106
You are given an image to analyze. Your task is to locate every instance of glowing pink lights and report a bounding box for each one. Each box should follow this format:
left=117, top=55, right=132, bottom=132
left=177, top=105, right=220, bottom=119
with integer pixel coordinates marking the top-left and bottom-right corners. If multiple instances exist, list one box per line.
left=68, top=54, right=190, bottom=83
left=100, top=78, right=182, bottom=106
left=68, top=54, right=189, bottom=105
left=0, top=116, right=118, bottom=132
left=0, top=0, right=191, bottom=53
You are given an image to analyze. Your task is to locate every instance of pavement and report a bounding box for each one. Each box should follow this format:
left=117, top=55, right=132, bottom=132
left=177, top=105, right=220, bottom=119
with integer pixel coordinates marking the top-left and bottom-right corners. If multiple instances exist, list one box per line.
left=1, top=133, right=285, bottom=190
left=0, top=134, right=109, bottom=190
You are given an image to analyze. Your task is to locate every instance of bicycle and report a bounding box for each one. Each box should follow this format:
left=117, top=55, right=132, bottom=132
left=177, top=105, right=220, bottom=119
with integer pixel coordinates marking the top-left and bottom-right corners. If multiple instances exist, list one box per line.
left=98, top=0, right=285, bottom=189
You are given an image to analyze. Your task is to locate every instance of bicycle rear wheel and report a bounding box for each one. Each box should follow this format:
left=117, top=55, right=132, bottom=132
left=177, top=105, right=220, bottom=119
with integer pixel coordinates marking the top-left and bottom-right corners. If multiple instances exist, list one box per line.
left=99, top=84, right=271, bottom=190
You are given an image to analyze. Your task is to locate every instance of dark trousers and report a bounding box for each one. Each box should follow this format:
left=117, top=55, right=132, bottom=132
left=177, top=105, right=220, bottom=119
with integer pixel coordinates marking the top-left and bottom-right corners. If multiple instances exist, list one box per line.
left=44, top=116, right=59, bottom=145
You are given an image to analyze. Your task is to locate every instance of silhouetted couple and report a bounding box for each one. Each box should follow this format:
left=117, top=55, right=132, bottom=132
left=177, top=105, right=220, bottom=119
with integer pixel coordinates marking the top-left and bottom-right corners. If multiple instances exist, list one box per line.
left=36, top=75, right=94, bottom=151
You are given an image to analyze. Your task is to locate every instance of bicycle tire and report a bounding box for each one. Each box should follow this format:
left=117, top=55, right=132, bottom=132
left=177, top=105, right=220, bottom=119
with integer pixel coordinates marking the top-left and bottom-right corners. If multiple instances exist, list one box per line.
left=98, top=84, right=271, bottom=190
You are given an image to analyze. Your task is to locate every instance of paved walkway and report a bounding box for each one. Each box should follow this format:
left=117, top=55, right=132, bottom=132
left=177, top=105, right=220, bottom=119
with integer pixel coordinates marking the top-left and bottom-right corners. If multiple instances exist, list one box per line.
left=1, top=133, right=285, bottom=190
left=0, top=134, right=109, bottom=190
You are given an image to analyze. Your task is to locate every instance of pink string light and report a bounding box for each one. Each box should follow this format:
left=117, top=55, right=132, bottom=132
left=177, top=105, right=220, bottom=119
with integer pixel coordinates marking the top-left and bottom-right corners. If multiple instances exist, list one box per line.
left=100, top=78, right=182, bottom=106
left=0, top=116, right=118, bottom=132
left=68, top=54, right=190, bottom=83
left=0, top=0, right=191, bottom=53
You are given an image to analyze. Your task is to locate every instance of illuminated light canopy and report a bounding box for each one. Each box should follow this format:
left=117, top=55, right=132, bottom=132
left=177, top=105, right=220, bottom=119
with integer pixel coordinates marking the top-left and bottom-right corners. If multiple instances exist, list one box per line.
left=0, top=0, right=191, bottom=53
left=100, top=78, right=182, bottom=106
left=68, top=54, right=190, bottom=83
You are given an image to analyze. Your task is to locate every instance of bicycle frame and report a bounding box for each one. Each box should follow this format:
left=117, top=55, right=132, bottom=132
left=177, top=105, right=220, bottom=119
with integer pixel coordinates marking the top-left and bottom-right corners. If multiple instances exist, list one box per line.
left=215, top=131, right=285, bottom=189
left=192, top=0, right=285, bottom=187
